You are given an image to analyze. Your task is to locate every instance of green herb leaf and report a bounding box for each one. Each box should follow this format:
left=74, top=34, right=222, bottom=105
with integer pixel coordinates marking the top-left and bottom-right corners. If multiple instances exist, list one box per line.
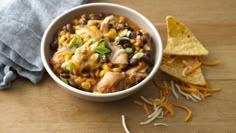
left=126, top=30, right=131, bottom=37
left=114, top=36, right=121, bottom=45
left=69, top=36, right=83, bottom=48
left=97, top=38, right=105, bottom=44
left=65, top=62, right=76, bottom=73
left=60, top=77, right=68, bottom=84
left=132, top=52, right=144, bottom=59
left=119, top=29, right=131, bottom=37
left=125, top=47, right=133, bottom=54
left=95, top=45, right=111, bottom=56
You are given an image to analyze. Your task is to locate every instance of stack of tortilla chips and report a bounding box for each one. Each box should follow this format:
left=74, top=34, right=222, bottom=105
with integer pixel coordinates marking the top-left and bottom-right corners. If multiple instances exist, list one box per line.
left=160, top=16, right=209, bottom=86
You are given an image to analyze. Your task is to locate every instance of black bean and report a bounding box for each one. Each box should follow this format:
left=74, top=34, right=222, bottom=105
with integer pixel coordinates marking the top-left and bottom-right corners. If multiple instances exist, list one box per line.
left=127, top=26, right=134, bottom=31
left=80, top=19, right=87, bottom=25
left=108, top=23, right=113, bottom=29
left=129, top=31, right=136, bottom=39
left=128, top=54, right=134, bottom=60
left=68, top=80, right=78, bottom=88
left=60, top=73, right=70, bottom=79
left=97, top=13, right=105, bottom=20
left=119, top=38, right=130, bottom=44
left=50, top=41, right=58, bottom=51
left=90, top=13, right=104, bottom=20
left=142, top=35, right=148, bottom=44
left=137, top=31, right=143, bottom=36
left=66, top=24, right=75, bottom=33
left=124, top=22, right=129, bottom=27
left=130, top=58, right=139, bottom=66
left=123, top=43, right=131, bottom=49
left=96, top=23, right=101, bottom=29
left=124, top=22, right=134, bottom=31
left=142, top=52, right=154, bottom=65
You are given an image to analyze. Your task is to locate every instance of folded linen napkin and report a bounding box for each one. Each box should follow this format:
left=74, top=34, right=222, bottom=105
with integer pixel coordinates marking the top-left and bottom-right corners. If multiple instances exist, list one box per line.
left=0, top=0, right=87, bottom=89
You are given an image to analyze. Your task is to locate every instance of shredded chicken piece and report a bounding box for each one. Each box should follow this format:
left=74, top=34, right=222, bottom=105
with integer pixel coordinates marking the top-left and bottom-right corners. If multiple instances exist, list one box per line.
left=126, top=62, right=148, bottom=84
left=51, top=53, right=65, bottom=73
left=95, top=72, right=125, bottom=93
left=109, top=45, right=128, bottom=65
left=100, top=15, right=114, bottom=33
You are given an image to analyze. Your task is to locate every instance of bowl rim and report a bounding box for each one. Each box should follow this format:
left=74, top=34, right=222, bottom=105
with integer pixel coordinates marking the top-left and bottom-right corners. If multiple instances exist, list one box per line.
left=41, top=2, right=163, bottom=98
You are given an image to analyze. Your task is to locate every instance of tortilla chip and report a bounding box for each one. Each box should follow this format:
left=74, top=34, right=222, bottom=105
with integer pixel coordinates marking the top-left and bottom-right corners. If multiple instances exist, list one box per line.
left=164, top=16, right=208, bottom=56
left=160, top=56, right=206, bottom=85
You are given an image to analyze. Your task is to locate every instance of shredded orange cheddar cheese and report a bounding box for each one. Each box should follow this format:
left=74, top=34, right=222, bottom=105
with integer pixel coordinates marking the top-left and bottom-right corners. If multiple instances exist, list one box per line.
left=143, top=103, right=150, bottom=114
left=153, top=79, right=172, bottom=91
left=198, top=56, right=221, bottom=66
left=195, top=86, right=221, bottom=92
left=185, top=62, right=202, bottom=75
left=173, top=103, right=192, bottom=122
left=133, top=100, right=143, bottom=106
left=149, top=99, right=175, bottom=117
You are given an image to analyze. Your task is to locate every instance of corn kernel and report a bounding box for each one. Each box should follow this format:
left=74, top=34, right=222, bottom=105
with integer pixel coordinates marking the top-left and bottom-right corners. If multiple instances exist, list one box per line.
left=62, top=26, right=66, bottom=31
left=112, top=67, right=121, bottom=72
left=60, top=31, right=66, bottom=36
left=74, top=76, right=83, bottom=84
left=59, top=35, right=66, bottom=45
left=86, top=78, right=97, bottom=85
left=119, top=16, right=126, bottom=23
left=134, top=36, right=142, bottom=46
left=65, top=32, right=71, bottom=40
left=73, top=61, right=80, bottom=70
left=117, top=23, right=124, bottom=30
left=81, top=81, right=91, bottom=90
left=74, top=25, right=81, bottom=30
left=82, top=73, right=89, bottom=77
left=103, top=64, right=111, bottom=71
left=139, top=48, right=144, bottom=53
left=90, top=53, right=99, bottom=62
left=87, top=20, right=101, bottom=26
left=130, top=39, right=135, bottom=44
left=65, top=53, right=73, bottom=61
left=99, top=70, right=106, bottom=77
left=89, top=62, right=98, bottom=70
left=95, top=70, right=100, bottom=77
left=72, top=19, right=80, bottom=25
left=81, top=54, right=87, bottom=61
left=83, top=36, right=91, bottom=42
left=104, top=29, right=117, bottom=40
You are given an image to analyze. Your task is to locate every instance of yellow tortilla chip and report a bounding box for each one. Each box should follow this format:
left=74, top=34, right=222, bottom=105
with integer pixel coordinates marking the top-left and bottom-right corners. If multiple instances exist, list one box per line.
left=160, top=56, right=206, bottom=85
left=164, top=16, right=208, bottom=56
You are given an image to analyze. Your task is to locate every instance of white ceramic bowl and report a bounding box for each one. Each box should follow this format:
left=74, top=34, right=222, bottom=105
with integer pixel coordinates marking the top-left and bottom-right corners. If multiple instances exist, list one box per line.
left=41, top=3, right=163, bottom=102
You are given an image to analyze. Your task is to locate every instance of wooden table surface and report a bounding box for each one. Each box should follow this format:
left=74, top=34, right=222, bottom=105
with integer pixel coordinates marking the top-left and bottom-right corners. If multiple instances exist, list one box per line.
left=0, top=0, right=235, bottom=132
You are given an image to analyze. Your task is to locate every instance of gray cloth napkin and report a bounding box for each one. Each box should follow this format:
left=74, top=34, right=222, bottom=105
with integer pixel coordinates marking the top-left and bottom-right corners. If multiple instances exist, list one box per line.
left=0, top=0, right=87, bottom=89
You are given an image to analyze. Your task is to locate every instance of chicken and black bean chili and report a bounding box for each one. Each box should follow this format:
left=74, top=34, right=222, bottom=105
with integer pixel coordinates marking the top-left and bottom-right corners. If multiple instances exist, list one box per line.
left=50, top=13, right=154, bottom=93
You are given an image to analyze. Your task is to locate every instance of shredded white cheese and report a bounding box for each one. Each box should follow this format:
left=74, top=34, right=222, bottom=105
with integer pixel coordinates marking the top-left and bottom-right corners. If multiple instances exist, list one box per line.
left=163, top=80, right=168, bottom=87
left=148, top=106, right=160, bottom=118
left=175, top=84, right=192, bottom=99
left=140, top=108, right=163, bottom=125
left=154, top=123, right=169, bottom=127
left=191, top=93, right=202, bottom=101
left=182, top=66, right=192, bottom=77
left=121, top=115, right=130, bottom=133
left=167, top=58, right=175, bottom=64
left=188, top=95, right=199, bottom=102
left=171, top=80, right=179, bottom=99
left=140, top=96, right=153, bottom=105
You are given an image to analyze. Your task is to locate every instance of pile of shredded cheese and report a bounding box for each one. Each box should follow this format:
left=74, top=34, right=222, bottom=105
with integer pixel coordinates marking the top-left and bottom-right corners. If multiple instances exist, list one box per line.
left=131, top=57, right=221, bottom=128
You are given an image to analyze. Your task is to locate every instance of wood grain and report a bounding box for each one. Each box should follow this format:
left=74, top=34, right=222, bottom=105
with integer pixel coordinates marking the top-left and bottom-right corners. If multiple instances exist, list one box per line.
left=0, top=0, right=235, bottom=132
